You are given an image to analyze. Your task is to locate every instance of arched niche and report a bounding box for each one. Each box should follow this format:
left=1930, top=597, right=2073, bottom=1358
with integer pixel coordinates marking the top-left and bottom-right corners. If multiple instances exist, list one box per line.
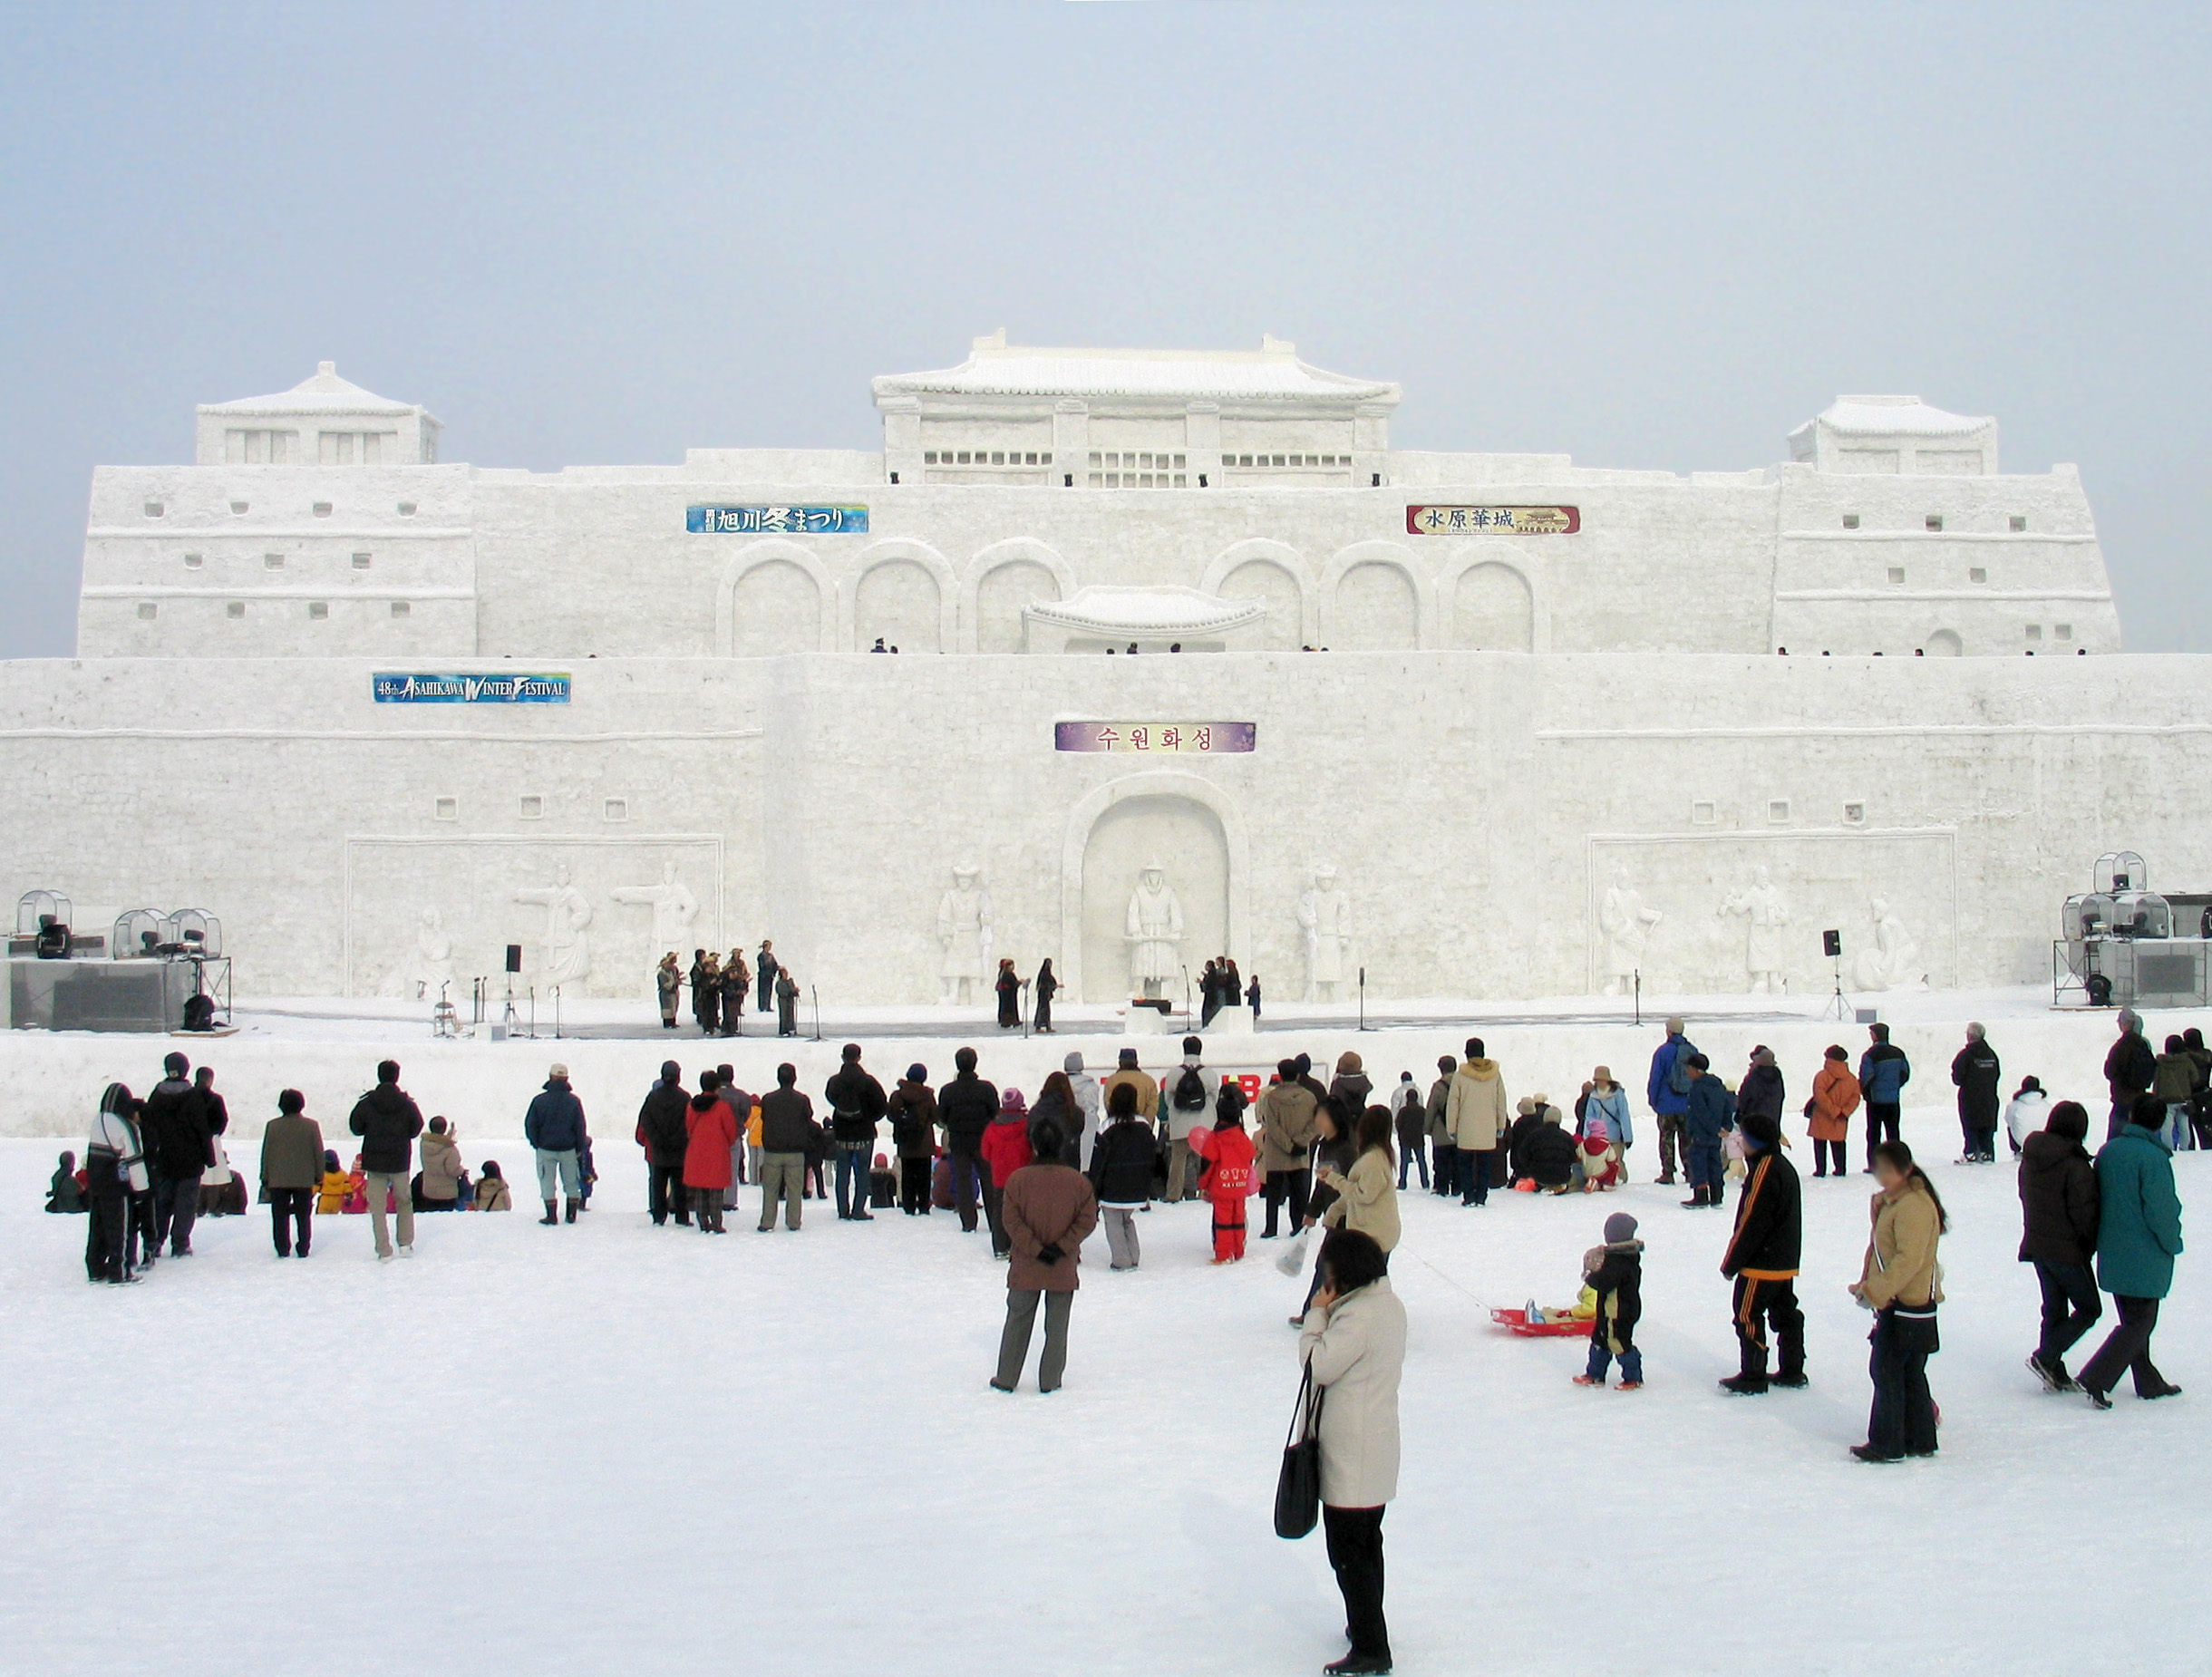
left=1060, top=771, right=1251, bottom=1003
left=962, top=538, right=1077, bottom=653
left=1923, top=628, right=1964, bottom=657
left=1201, top=538, right=1315, bottom=649
left=716, top=538, right=837, bottom=656
left=1441, top=548, right=1541, bottom=651
left=1320, top=539, right=1434, bottom=650
left=849, top=538, right=956, bottom=653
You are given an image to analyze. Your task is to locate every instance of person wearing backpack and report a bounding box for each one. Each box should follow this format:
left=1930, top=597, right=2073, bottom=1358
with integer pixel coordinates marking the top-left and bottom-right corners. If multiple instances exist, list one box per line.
left=1858, top=1024, right=1912, bottom=1175
left=1165, top=1037, right=1212, bottom=1204
left=1647, top=1019, right=1695, bottom=1187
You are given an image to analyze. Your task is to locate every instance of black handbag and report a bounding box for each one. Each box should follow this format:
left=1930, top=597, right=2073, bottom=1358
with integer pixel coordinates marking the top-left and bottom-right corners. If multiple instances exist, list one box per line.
left=1274, top=1360, right=1325, bottom=1539
left=1886, top=1303, right=1941, bottom=1356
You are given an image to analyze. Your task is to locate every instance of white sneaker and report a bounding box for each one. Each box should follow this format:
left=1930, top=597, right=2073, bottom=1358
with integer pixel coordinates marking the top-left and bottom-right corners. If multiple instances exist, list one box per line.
left=399, top=1245, right=416, bottom=1258
left=377, top=1251, right=394, bottom=1262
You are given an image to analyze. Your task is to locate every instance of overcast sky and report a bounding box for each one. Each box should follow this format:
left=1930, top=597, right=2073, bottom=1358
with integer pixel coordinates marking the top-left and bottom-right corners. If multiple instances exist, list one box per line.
left=2, top=2, right=2206, bottom=654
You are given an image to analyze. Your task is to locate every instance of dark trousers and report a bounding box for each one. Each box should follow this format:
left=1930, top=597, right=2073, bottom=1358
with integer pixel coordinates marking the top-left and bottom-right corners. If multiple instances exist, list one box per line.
left=127, top=1190, right=156, bottom=1269
left=994, top=1288, right=1073, bottom=1391
left=1323, top=1505, right=1391, bottom=1662
left=648, top=1162, right=689, bottom=1225
left=1865, top=1103, right=1901, bottom=1169
left=951, top=1152, right=984, bottom=1231
left=85, top=1164, right=127, bottom=1281
left=984, top=1181, right=1009, bottom=1255
left=1461, top=1147, right=1493, bottom=1205
left=1262, top=1167, right=1311, bottom=1237
left=1687, top=1139, right=1723, bottom=1200
left=1655, top=1115, right=1685, bottom=1180
left=1866, top=1310, right=1938, bottom=1457
left=1431, top=1141, right=1458, bottom=1194
left=158, top=1172, right=203, bottom=1254
left=1959, top=1106, right=1997, bottom=1158
left=1732, top=1276, right=1805, bottom=1381
left=268, top=1187, right=313, bottom=1256
left=835, top=1145, right=873, bottom=1217
left=1396, top=1143, right=1430, bottom=1190
left=2079, top=1295, right=2169, bottom=1398
left=1812, top=1139, right=1847, bottom=1176
left=2033, top=1260, right=2102, bottom=1367
left=899, top=1155, right=932, bottom=1214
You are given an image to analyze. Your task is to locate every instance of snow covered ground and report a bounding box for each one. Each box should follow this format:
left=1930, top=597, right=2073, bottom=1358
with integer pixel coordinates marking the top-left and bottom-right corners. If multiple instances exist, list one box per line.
left=1, top=1110, right=2202, bottom=1677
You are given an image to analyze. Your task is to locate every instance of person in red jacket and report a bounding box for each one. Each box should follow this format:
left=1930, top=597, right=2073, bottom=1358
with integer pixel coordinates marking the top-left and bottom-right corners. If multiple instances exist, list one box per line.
left=979, top=1088, right=1034, bottom=1259
left=684, top=1090, right=737, bottom=1235
left=1187, top=1084, right=1257, bottom=1263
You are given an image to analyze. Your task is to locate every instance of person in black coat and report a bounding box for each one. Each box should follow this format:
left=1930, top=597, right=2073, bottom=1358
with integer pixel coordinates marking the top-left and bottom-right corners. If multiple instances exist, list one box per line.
left=1090, top=1082, right=1158, bottom=1270
left=824, top=1043, right=888, bottom=1221
left=755, top=942, right=780, bottom=1014
left=1719, top=1110, right=1804, bottom=1394
left=1951, top=1023, right=2003, bottom=1163
left=2102, top=1009, right=2157, bottom=1140
left=936, top=1047, right=1000, bottom=1234
left=1736, top=1047, right=1785, bottom=1126
left=351, top=1060, right=427, bottom=1255
left=144, top=1052, right=215, bottom=1256
left=636, top=1062, right=694, bottom=1226
left=2019, top=1099, right=2102, bottom=1389
left=1519, top=1111, right=1579, bottom=1192
left=1033, top=959, right=1059, bottom=1033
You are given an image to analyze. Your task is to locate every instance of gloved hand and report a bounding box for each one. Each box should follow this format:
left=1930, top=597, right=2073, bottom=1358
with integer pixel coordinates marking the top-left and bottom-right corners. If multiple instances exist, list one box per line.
left=1037, top=1243, right=1064, bottom=1265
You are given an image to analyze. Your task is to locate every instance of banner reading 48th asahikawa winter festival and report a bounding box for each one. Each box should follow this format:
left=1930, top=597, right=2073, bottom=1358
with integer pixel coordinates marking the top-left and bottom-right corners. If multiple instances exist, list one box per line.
left=374, top=673, right=571, bottom=703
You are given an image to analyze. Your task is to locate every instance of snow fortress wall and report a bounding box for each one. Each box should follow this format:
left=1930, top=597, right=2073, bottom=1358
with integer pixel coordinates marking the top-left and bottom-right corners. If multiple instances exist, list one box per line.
left=0, top=650, right=2206, bottom=1003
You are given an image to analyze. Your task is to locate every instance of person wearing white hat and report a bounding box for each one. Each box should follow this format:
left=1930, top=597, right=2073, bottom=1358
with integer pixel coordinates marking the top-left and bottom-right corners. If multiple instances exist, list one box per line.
left=525, top=1061, right=589, bottom=1225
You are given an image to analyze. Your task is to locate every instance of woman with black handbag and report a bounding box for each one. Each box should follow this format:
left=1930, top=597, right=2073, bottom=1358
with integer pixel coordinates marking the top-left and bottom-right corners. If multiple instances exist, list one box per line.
left=1848, top=1139, right=1947, bottom=1461
left=1288, top=1227, right=1405, bottom=1675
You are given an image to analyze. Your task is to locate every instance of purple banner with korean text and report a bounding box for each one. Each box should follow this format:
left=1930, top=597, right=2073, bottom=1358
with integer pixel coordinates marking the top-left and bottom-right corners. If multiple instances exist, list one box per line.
left=1054, top=722, right=1256, bottom=754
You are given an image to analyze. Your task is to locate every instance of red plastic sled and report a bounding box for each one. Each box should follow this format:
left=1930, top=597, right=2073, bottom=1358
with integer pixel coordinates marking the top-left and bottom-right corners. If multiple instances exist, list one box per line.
left=1489, top=1308, right=1594, bottom=1339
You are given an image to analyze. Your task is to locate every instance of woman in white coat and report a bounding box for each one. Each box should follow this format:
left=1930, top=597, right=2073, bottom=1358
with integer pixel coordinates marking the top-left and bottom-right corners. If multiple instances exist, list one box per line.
left=1298, top=1227, right=1407, bottom=1676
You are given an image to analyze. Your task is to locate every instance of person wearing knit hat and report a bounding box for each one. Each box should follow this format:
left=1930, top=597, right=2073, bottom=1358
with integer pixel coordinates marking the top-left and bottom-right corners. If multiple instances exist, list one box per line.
left=1575, top=1210, right=1646, bottom=1390
left=888, top=1063, right=938, bottom=1216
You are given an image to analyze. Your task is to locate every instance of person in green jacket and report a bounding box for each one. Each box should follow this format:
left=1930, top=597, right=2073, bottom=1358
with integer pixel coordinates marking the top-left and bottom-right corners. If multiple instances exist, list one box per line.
left=2079, top=1094, right=2186, bottom=1409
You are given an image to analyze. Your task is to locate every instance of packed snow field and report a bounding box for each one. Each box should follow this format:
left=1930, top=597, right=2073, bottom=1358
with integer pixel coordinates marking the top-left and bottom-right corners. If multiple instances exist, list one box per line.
left=2, top=1106, right=2202, bottom=1677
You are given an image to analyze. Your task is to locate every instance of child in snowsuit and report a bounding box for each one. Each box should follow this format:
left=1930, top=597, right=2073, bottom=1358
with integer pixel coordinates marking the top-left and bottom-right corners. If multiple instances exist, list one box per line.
left=1186, top=1084, right=1257, bottom=1262
left=46, top=1151, right=85, bottom=1213
left=341, top=1154, right=369, bottom=1215
left=1682, top=1055, right=1736, bottom=1209
left=1574, top=1212, right=1645, bottom=1389
left=315, top=1149, right=349, bottom=1216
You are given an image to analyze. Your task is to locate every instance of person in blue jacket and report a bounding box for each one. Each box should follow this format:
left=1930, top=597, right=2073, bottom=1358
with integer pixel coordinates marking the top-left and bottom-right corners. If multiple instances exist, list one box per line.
left=525, top=1061, right=590, bottom=1226
left=2079, top=1094, right=2185, bottom=1409
left=1858, top=1024, right=1912, bottom=1176
left=1647, top=1018, right=1694, bottom=1187
left=1681, top=1054, right=1736, bottom=1210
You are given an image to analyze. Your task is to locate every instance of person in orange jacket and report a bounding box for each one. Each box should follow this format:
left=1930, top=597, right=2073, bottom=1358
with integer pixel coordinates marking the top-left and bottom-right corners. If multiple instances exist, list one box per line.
left=1187, top=1083, right=1258, bottom=1263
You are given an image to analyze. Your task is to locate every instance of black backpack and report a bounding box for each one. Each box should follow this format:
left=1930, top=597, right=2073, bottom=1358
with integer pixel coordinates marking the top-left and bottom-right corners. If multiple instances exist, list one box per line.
left=1172, top=1065, right=1208, bottom=1112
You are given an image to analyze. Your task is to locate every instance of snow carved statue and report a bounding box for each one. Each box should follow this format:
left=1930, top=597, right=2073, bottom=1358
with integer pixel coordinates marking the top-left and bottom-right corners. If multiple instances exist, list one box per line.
left=1718, top=865, right=1790, bottom=994
left=1596, top=867, right=1663, bottom=996
left=1124, top=862, right=1184, bottom=1000
left=611, top=858, right=700, bottom=950
left=514, top=860, right=592, bottom=990
left=935, top=863, right=994, bottom=1006
left=1853, top=897, right=1928, bottom=993
left=1297, top=863, right=1352, bottom=1003
left=381, top=906, right=458, bottom=1002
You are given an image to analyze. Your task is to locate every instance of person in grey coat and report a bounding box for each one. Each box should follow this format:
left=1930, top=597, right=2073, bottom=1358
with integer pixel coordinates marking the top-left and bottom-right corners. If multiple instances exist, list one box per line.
left=257, top=1088, right=325, bottom=1258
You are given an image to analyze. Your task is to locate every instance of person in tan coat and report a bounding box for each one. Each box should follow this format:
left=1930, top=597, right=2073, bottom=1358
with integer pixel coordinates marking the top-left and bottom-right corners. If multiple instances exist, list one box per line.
left=1257, top=1061, right=1320, bottom=1238
left=1446, top=1037, right=1510, bottom=1207
left=1848, top=1140, right=1947, bottom=1461
left=1320, top=1105, right=1402, bottom=1255
left=419, top=1118, right=464, bottom=1209
left=991, top=1119, right=1100, bottom=1394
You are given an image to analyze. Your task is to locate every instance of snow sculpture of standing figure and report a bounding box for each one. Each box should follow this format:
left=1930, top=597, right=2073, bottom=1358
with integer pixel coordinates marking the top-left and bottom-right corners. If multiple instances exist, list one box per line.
left=1854, top=897, right=1927, bottom=992
left=936, top=863, right=994, bottom=1006
left=1719, top=865, right=1790, bottom=994
left=1124, top=863, right=1184, bottom=1000
left=383, top=906, right=458, bottom=1001
left=1297, top=863, right=1353, bottom=1003
left=1597, top=868, right=1663, bottom=996
left=611, top=858, right=700, bottom=949
left=515, top=860, right=592, bottom=990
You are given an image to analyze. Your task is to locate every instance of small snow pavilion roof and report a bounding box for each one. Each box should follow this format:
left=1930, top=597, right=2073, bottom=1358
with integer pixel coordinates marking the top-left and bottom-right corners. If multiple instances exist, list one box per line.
left=875, top=332, right=1399, bottom=406
left=201, top=362, right=424, bottom=417
left=1794, top=394, right=1992, bottom=441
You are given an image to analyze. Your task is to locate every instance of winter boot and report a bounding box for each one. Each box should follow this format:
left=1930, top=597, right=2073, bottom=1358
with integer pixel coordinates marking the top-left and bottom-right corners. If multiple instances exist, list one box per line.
left=538, top=1200, right=557, bottom=1226
left=564, top=1198, right=579, bottom=1224
left=1719, top=1372, right=1770, bottom=1396
left=1680, top=1186, right=1709, bottom=1209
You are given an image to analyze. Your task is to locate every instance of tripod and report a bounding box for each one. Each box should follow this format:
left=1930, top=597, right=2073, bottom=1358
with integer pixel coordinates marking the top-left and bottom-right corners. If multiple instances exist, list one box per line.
left=1821, top=953, right=1852, bottom=1022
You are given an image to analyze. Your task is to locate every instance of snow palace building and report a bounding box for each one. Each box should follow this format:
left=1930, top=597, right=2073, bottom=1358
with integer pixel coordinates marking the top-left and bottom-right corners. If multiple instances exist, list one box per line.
left=15, top=334, right=2206, bottom=1008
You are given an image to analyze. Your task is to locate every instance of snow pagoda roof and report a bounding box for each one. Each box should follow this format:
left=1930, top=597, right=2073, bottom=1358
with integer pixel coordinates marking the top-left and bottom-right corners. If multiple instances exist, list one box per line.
left=201, top=361, right=426, bottom=417
left=1024, top=586, right=1267, bottom=638
left=874, top=332, right=1400, bottom=406
left=1796, top=394, right=1992, bottom=440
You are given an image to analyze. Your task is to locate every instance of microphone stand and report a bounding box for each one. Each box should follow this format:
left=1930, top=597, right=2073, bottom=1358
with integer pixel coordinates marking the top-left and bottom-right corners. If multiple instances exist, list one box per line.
left=810, top=984, right=823, bottom=1042
left=1181, top=965, right=1192, bottom=1034
left=1358, top=966, right=1369, bottom=1032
